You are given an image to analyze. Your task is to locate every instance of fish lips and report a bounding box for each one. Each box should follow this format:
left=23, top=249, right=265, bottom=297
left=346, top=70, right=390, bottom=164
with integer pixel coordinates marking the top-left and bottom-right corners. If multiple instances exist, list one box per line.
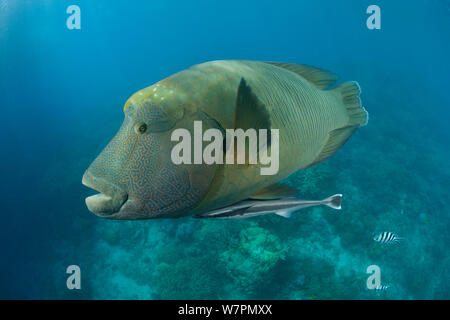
left=82, top=170, right=128, bottom=217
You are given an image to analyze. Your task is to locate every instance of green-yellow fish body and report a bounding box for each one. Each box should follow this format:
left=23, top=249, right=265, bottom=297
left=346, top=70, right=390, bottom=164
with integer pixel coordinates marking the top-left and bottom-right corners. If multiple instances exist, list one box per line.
left=82, top=60, right=368, bottom=219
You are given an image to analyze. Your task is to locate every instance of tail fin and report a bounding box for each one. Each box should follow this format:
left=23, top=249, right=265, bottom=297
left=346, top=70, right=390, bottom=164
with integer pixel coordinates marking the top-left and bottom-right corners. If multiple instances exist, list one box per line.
left=335, top=81, right=368, bottom=127
left=323, top=194, right=342, bottom=210
left=311, top=81, right=368, bottom=166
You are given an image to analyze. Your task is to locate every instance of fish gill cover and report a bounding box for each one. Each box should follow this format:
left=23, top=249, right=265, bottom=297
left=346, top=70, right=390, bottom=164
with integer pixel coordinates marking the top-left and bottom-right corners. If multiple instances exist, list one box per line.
left=0, top=0, right=449, bottom=299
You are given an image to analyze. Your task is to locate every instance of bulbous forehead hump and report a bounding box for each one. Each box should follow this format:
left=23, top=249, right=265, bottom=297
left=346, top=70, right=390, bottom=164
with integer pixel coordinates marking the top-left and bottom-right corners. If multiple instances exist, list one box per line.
left=123, top=82, right=183, bottom=122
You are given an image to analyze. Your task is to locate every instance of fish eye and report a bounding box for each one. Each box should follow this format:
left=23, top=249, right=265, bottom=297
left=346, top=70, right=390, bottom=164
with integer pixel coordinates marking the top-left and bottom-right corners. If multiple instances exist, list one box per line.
left=135, top=122, right=148, bottom=134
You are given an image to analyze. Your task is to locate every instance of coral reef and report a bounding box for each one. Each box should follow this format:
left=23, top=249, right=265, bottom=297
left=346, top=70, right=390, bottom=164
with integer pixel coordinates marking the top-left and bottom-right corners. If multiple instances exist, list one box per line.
left=220, top=224, right=287, bottom=297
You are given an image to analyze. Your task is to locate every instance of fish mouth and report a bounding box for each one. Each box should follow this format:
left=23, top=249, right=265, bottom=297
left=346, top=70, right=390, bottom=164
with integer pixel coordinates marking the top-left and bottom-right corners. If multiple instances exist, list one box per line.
left=82, top=170, right=128, bottom=217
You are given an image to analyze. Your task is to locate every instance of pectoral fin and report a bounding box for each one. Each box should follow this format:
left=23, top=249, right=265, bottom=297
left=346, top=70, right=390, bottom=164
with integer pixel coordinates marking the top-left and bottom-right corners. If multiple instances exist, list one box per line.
left=225, top=78, right=272, bottom=164
left=250, top=183, right=299, bottom=200
left=234, top=78, right=271, bottom=133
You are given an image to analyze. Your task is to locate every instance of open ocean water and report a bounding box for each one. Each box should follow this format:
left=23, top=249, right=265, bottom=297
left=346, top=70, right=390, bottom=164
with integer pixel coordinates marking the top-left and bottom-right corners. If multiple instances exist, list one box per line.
left=0, top=0, right=449, bottom=299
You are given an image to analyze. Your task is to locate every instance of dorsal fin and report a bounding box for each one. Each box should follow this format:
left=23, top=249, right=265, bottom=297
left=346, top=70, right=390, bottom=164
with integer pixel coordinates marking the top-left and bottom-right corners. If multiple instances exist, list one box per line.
left=250, top=183, right=299, bottom=200
left=265, top=62, right=338, bottom=90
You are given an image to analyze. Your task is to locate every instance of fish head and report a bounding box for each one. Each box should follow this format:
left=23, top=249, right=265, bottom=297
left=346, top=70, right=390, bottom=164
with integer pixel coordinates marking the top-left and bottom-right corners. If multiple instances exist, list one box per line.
left=82, top=83, right=219, bottom=219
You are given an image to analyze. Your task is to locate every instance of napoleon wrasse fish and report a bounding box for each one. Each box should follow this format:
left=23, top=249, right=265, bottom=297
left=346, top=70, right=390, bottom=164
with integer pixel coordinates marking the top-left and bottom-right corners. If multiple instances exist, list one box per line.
left=82, top=60, right=368, bottom=219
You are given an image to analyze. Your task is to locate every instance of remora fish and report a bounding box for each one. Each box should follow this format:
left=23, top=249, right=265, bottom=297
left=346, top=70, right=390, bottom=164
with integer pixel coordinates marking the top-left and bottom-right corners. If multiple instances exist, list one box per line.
left=196, top=194, right=342, bottom=219
left=82, top=60, right=368, bottom=219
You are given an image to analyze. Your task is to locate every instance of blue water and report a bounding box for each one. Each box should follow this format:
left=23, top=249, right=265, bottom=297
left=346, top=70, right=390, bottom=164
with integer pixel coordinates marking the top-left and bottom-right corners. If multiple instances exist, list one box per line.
left=0, top=0, right=449, bottom=299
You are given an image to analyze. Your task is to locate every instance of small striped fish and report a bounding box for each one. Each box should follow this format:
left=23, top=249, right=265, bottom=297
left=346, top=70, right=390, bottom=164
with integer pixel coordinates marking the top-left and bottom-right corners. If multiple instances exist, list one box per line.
left=373, top=232, right=403, bottom=244
left=375, top=284, right=390, bottom=291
